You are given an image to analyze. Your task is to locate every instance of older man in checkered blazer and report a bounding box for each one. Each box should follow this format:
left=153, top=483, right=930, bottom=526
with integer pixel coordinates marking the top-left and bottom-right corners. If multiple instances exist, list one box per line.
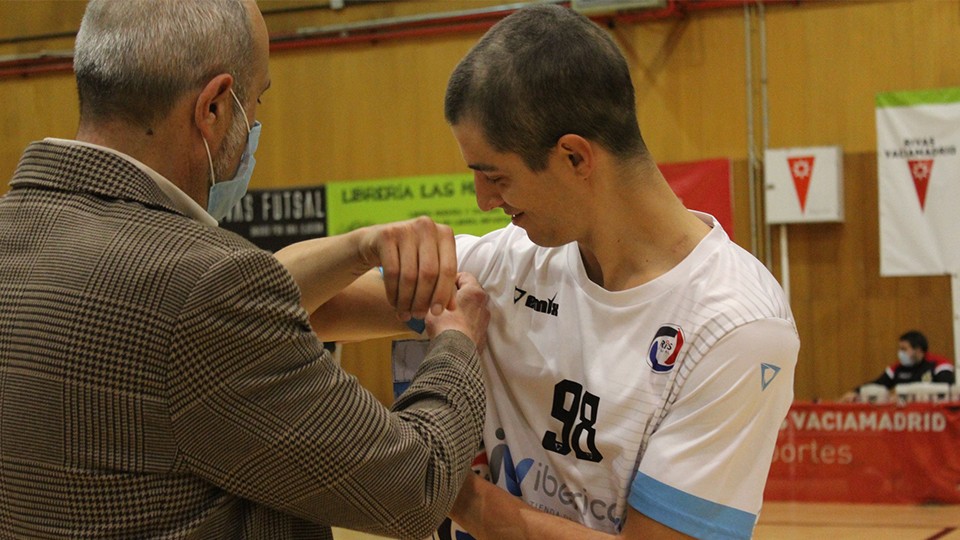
left=0, top=1, right=488, bottom=538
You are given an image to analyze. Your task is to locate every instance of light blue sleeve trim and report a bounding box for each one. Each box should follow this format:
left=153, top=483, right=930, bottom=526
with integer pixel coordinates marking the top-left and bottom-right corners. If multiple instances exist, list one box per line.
left=377, top=266, right=425, bottom=333
left=628, top=473, right=756, bottom=540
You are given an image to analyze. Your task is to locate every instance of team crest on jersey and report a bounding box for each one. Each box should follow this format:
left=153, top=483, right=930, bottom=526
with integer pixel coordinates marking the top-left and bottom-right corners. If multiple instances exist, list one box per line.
left=647, top=325, right=685, bottom=373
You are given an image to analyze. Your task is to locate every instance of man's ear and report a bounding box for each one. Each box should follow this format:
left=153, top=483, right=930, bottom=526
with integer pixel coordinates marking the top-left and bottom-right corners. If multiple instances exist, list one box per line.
left=194, top=73, right=235, bottom=142
left=557, top=134, right=594, bottom=177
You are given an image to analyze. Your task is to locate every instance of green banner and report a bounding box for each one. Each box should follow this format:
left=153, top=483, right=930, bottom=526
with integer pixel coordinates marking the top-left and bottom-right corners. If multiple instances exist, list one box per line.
left=326, top=173, right=510, bottom=236
left=876, top=87, right=960, bottom=108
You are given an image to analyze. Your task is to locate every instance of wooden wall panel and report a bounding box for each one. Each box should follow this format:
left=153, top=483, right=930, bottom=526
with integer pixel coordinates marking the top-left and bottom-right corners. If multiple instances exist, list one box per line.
left=0, top=75, right=79, bottom=193
left=770, top=152, right=953, bottom=401
left=339, top=339, right=394, bottom=406
left=258, top=38, right=475, bottom=186
left=0, top=0, right=83, bottom=56
left=612, top=10, right=750, bottom=163
left=1, top=0, right=958, bottom=406
left=259, top=0, right=505, bottom=35
left=764, top=0, right=960, bottom=152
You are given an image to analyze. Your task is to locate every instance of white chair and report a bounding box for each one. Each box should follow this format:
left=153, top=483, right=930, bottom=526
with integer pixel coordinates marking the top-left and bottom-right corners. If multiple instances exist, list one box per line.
left=894, top=382, right=951, bottom=403
left=858, top=383, right=891, bottom=404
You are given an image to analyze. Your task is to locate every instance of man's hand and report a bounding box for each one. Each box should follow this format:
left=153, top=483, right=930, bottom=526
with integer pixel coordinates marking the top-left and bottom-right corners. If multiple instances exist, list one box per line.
left=357, top=216, right=458, bottom=322
left=426, top=273, right=489, bottom=352
left=839, top=391, right=859, bottom=403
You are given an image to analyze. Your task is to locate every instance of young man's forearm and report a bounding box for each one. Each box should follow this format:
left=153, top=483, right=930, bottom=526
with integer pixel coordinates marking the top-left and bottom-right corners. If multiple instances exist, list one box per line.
left=451, top=475, right=691, bottom=540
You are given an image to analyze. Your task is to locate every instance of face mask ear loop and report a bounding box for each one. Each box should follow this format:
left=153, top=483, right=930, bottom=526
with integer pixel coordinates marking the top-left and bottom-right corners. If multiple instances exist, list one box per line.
left=202, top=137, right=216, bottom=187
left=204, top=89, right=247, bottom=190
left=230, top=89, right=252, bottom=134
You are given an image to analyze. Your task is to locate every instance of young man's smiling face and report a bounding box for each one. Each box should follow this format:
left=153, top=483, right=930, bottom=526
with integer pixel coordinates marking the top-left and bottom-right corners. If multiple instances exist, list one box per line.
left=451, top=119, right=585, bottom=248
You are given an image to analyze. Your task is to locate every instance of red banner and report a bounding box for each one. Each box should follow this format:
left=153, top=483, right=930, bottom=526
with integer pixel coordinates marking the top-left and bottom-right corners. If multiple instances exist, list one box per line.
left=765, top=402, right=960, bottom=504
left=659, top=158, right=734, bottom=240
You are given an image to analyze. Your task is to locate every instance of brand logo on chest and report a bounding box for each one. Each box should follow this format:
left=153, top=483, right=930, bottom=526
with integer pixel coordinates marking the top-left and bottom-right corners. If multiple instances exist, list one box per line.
left=514, top=286, right=559, bottom=316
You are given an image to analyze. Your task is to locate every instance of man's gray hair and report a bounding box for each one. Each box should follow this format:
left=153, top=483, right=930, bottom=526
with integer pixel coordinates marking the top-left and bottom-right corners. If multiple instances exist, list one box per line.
left=74, top=0, right=254, bottom=128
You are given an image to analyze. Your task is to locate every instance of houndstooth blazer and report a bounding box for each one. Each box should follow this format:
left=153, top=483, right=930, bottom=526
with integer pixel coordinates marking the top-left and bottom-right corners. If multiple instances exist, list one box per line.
left=0, top=141, right=484, bottom=539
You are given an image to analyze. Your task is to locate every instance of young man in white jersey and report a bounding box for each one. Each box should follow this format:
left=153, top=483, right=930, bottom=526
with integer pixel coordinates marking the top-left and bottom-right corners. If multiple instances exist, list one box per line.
left=311, top=4, right=799, bottom=539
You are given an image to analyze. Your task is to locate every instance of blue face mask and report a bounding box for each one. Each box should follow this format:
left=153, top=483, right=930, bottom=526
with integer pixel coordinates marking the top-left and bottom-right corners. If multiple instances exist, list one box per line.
left=898, top=350, right=915, bottom=367
left=203, top=89, right=261, bottom=221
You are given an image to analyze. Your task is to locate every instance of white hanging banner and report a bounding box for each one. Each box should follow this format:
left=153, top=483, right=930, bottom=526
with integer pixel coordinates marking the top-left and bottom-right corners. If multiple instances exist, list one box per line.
left=876, top=88, right=960, bottom=276
left=764, top=146, right=844, bottom=224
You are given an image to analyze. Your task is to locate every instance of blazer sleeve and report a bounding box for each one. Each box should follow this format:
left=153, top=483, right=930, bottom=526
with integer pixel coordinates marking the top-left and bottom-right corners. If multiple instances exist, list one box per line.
left=166, top=248, right=485, bottom=539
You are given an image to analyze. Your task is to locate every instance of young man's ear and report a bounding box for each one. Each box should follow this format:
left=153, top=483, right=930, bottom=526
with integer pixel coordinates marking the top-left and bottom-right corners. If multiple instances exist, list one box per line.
left=557, top=134, right=593, bottom=175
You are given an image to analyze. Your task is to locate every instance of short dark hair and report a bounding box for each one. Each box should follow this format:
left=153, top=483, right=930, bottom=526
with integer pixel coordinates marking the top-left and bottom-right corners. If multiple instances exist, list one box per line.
left=899, top=330, right=928, bottom=353
left=444, top=4, right=647, bottom=171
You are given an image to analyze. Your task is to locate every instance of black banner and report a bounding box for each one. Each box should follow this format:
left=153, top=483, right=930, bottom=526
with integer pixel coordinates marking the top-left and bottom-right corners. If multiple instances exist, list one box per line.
left=219, top=186, right=327, bottom=253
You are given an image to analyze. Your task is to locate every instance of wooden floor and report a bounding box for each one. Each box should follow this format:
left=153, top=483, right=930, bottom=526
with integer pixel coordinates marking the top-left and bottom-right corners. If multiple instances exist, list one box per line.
left=331, top=502, right=960, bottom=539
left=755, top=502, right=960, bottom=540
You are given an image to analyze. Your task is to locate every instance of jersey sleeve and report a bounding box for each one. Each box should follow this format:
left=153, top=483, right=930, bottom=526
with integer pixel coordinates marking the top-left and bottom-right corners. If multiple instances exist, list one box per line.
left=455, top=227, right=510, bottom=279
left=629, top=318, right=799, bottom=539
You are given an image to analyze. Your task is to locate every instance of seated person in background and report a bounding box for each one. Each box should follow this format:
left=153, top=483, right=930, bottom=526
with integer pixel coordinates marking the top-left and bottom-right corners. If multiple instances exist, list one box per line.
left=842, top=330, right=955, bottom=402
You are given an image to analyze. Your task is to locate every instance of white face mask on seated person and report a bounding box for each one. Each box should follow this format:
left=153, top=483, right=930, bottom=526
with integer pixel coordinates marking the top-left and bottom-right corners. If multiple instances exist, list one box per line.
left=898, top=350, right=916, bottom=367
left=203, top=88, right=261, bottom=221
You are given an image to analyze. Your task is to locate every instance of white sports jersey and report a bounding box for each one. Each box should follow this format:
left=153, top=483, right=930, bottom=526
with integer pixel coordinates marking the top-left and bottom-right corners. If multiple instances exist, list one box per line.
left=432, top=212, right=798, bottom=539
